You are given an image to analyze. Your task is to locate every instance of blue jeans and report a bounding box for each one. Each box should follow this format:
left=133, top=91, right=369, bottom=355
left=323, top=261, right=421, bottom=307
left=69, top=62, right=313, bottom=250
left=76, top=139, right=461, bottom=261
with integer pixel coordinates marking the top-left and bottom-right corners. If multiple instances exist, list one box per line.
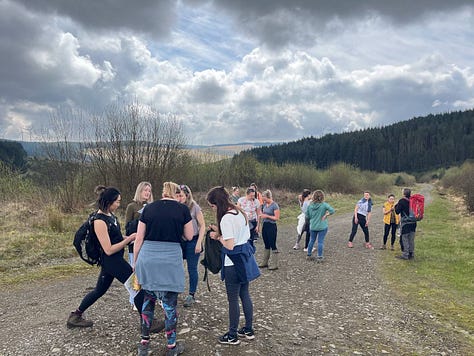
left=224, top=266, right=253, bottom=336
left=184, top=236, right=200, bottom=294
left=307, top=228, right=328, bottom=257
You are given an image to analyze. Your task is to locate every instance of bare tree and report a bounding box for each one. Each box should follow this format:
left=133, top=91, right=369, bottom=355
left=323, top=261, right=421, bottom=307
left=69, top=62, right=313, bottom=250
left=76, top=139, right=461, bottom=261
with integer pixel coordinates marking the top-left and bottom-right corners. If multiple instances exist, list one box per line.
left=86, top=102, right=187, bottom=199
left=39, top=107, right=91, bottom=212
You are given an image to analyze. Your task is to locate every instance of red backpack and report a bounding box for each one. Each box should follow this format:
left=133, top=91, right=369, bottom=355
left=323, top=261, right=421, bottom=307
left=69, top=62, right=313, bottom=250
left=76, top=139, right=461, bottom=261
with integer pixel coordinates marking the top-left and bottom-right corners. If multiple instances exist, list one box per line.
left=403, top=194, right=424, bottom=223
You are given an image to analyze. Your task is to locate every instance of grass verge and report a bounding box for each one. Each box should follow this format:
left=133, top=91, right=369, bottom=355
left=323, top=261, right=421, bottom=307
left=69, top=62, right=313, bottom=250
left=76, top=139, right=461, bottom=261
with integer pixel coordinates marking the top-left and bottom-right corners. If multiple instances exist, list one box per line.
left=379, top=189, right=474, bottom=348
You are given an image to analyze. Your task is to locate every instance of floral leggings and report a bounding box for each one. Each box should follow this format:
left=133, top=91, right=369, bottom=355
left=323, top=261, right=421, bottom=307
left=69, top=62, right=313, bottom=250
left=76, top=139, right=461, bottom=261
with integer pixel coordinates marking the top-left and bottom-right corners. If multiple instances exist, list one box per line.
left=141, top=290, right=178, bottom=347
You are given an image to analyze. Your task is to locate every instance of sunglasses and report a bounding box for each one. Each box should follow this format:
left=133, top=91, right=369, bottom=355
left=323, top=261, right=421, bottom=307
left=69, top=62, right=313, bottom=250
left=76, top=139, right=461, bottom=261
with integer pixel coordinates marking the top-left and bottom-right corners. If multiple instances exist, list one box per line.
left=179, top=185, right=189, bottom=194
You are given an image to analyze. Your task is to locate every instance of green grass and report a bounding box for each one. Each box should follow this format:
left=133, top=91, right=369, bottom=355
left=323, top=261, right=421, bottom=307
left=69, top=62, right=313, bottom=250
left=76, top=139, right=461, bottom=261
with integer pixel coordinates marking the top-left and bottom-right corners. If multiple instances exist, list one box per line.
left=379, top=190, right=474, bottom=347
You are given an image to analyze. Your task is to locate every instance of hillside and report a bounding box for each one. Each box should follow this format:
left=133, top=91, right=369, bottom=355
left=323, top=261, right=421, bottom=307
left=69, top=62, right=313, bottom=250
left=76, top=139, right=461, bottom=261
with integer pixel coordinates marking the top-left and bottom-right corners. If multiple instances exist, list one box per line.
left=240, top=110, right=474, bottom=172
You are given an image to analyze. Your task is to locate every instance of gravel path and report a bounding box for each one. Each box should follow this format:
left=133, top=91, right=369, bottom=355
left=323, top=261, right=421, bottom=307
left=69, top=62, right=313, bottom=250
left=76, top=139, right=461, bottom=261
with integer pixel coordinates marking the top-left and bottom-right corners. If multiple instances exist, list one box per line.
left=0, top=187, right=469, bottom=355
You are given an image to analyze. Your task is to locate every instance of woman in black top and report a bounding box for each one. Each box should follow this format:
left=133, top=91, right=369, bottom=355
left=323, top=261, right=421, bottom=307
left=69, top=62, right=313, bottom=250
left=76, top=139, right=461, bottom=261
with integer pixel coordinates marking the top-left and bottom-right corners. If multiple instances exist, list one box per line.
left=67, top=186, right=137, bottom=328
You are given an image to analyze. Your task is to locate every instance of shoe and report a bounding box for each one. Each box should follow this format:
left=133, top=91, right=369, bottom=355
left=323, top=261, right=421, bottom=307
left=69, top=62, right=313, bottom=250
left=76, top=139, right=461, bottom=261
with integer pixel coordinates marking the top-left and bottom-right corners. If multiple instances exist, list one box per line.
left=379, top=245, right=386, bottom=250
left=67, top=312, right=93, bottom=328
left=166, top=341, right=185, bottom=356
left=183, top=295, right=195, bottom=307
left=303, top=248, right=308, bottom=252
left=365, top=242, right=374, bottom=249
left=293, top=243, right=300, bottom=250
left=390, top=245, right=395, bottom=251
left=138, top=342, right=149, bottom=356
left=132, top=304, right=138, bottom=311
left=408, top=253, right=414, bottom=260
left=237, top=327, right=255, bottom=340
left=395, top=255, right=409, bottom=260
left=347, top=242, right=353, bottom=248
left=306, top=255, right=316, bottom=261
left=150, top=318, right=165, bottom=333
left=218, top=333, right=240, bottom=345
left=316, top=256, right=324, bottom=263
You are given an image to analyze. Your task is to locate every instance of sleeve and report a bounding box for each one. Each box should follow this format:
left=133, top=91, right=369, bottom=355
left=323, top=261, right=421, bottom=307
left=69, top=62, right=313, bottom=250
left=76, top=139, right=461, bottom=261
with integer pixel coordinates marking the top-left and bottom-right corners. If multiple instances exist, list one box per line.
left=125, top=202, right=135, bottom=224
left=326, top=203, right=335, bottom=214
left=183, top=205, right=192, bottom=225
left=220, top=214, right=234, bottom=240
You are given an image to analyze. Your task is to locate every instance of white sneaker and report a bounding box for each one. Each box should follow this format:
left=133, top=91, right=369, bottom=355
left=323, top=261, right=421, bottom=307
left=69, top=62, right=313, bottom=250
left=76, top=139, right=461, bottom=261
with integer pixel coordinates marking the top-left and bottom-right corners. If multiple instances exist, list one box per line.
left=293, top=243, right=300, bottom=250
left=303, top=248, right=308, bottom=252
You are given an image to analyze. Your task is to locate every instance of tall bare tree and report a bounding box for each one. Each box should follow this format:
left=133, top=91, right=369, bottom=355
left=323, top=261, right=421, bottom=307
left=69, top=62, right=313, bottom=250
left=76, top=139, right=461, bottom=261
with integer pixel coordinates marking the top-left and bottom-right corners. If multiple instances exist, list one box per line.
left=86, top=102, right=187, bottom=199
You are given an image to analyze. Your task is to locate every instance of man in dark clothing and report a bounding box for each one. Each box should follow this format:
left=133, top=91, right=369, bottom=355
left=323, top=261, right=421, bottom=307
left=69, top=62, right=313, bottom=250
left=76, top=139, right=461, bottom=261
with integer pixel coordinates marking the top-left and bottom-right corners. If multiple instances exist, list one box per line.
left=395, top=188, right=417, bottom=260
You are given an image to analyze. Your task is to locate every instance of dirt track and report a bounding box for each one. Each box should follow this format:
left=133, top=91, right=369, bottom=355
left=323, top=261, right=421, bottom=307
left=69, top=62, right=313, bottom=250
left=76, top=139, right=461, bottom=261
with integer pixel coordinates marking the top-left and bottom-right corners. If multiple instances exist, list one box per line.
left=0, top=187, right=470, bottom=355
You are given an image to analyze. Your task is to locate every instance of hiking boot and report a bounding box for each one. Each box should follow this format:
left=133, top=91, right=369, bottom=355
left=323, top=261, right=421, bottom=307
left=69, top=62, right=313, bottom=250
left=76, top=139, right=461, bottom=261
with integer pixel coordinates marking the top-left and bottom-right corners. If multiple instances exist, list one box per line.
left=183, top=295, right=195, bottom=307
left=150, top=318, right=165, bottom=333
left=365, top=242, right=374, bottom=249
left=137, top=342, right=149, bottom=356
left=166, top=341, right=185, bottom=356
left=218, top=333, right=240, bottom=345
left=237, top=327, right=255, bottom=340
left=67, top=312, right=93, bottom=328
left=347, top=241, right=353, bottom=248
left=395, top=255, right=409, bottom=260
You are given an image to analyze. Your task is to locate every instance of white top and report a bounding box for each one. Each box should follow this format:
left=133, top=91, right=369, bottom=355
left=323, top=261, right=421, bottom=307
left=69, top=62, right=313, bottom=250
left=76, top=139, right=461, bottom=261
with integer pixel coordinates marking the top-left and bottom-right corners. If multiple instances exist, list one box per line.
left=220, top=209, right=250, bottom=266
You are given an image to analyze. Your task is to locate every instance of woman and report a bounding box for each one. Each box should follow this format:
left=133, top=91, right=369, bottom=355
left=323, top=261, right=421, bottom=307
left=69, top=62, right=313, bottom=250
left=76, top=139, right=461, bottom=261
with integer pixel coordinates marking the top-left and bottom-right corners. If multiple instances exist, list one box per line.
left=125, top=181, right=153, bottom=266
left=134, top=182, right=193, bottom=356
left=237, top=187, right=260, bottom=246
left=294, top=189, right=311, bottom=250
left=381, top=194, right=401, bottom=251
left=258, top=190, right=280, bottom=270
left=207, top=186, right=260, bottom=345
left=249, top=183, right=263, bottom=205
left=305, top=190, right=335, bottom=262
left=67, top=186, right=138, bottom=328
left=347, top=191, right=373, bottom=249
left=177, top=184, right=205, bottom=307
left=230, top=186, right=240, bottom=204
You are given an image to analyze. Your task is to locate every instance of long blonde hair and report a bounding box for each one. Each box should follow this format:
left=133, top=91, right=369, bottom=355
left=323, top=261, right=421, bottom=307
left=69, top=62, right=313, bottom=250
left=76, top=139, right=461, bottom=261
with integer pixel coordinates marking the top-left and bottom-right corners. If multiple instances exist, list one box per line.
left=133, top=181, right=153, bottom=203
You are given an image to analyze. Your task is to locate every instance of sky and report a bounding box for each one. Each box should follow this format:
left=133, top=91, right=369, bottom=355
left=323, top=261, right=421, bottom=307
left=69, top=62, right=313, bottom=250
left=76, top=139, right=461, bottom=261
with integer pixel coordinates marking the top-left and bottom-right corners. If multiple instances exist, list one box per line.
left=0, top=0, right=473, bottom=145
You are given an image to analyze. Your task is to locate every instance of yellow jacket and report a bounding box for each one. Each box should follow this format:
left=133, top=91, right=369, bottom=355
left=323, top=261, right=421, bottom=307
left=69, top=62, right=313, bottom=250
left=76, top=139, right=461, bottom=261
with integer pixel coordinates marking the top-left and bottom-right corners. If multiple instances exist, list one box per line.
left=383, top=201, right=400, bottom=225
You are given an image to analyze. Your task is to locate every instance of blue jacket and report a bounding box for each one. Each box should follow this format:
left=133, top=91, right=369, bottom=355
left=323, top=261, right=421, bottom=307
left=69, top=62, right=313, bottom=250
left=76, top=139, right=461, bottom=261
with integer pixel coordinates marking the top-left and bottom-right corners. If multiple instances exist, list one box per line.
left=221, top=242, right=260, bottom=283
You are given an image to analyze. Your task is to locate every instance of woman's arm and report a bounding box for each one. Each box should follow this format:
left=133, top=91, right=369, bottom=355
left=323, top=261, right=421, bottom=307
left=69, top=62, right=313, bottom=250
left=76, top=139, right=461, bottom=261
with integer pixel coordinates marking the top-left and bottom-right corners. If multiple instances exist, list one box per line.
left=133, top=221, right=146, bottom=265
left=195, top=210, right=206, bottom=253
left=183, top=220, right=194, bottom=241
left=95, top=219, right=135, bottom=256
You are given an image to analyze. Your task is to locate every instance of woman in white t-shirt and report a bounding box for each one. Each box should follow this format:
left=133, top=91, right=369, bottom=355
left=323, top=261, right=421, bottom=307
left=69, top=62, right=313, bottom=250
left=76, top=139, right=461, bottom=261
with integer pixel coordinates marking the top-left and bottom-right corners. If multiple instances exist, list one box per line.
left=207, top=186, right=260, bottom=345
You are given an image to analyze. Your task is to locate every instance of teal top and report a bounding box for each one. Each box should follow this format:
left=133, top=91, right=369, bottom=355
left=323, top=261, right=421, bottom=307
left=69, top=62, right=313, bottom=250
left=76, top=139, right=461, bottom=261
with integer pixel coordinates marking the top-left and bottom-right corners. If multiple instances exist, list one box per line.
left=305, top=202, right=335, bottom=231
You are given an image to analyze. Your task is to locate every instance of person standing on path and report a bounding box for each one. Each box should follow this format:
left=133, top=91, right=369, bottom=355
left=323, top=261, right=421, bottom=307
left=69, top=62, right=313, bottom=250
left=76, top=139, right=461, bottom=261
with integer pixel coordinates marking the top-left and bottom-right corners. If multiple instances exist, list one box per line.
left=67, top=186, right=140, bottom=328
left=294, top=189, right=311, bottom=250
left=176, top=184, right=206, bottom=308
left=134, top=182, right=193, bottom=356
left=206, top=186, right=259, bottom=345
left=259, top=190, right=280, bottom=270
left=305, top=190, right=335, bottom=262
left=238, top=187, right=260, bottom=248
left=230, top=186, right=240, bottom=204
left=347, top=191, right=374, bottom=249
left=380, top=194, right=401, bottom=251
left=395, top=188, right=417, bottom=260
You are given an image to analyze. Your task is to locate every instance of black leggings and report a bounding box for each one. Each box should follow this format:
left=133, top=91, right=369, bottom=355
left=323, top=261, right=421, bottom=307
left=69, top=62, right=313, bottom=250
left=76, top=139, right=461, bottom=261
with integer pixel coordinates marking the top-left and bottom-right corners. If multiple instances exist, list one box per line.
left=383, top=223, right=397, bottom=246
left=349, top=214, right=370, bottom=243
left=79, top=255, right=144, bottom=312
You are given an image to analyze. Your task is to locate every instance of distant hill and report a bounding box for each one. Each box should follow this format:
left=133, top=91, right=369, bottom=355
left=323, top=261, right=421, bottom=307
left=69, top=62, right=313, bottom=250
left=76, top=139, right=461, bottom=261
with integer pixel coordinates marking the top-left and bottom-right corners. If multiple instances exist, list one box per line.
left=239, top=110, right=474, bottom=173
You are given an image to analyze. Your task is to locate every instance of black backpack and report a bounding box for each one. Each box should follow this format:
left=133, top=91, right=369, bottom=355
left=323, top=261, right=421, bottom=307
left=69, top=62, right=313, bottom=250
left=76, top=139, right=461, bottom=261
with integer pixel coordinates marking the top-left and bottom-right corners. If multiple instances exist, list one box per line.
left=73, top=212, right=103, bottom=266
left=200, top=228, right=222, bottom=291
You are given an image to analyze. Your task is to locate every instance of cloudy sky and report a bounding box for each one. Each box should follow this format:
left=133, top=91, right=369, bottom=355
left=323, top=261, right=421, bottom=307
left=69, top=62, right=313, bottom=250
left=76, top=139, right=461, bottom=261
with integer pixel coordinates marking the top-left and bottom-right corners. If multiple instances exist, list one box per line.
left=1, top=0, right=473, bottom=145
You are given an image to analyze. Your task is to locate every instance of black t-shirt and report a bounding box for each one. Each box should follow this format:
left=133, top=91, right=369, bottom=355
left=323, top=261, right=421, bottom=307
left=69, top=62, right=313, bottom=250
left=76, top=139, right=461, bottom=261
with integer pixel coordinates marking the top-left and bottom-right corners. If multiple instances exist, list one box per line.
left=140, top=199, right=192, bottom=243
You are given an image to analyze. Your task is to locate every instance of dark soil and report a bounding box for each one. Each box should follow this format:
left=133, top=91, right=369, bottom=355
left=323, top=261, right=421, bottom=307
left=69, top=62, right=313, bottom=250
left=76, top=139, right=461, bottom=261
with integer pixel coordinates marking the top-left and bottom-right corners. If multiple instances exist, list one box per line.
left=0, top=187, right=470, bottom=355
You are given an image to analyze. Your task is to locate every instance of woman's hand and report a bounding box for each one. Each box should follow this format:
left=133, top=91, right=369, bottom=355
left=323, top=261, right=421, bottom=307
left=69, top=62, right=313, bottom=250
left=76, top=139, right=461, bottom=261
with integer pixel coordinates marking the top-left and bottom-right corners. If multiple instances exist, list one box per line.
left=127, top=233, right=136, bottom=244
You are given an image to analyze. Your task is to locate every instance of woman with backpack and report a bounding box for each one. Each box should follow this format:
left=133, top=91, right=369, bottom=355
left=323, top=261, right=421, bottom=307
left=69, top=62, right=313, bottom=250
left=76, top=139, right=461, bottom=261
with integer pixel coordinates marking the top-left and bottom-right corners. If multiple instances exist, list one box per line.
left=176, top=184, right=206, bottom=308
left=206, top=186, right=260, bottom=345
left=67, top=186, right=140, bottom=328
left=134, top=182, right=194, bottom=356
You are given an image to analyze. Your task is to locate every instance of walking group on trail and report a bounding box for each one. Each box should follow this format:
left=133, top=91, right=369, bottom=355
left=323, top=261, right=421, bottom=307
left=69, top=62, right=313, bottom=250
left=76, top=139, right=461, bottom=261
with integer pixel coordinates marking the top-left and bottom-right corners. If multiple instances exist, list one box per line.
left=67, top=182, right=422, bottom=355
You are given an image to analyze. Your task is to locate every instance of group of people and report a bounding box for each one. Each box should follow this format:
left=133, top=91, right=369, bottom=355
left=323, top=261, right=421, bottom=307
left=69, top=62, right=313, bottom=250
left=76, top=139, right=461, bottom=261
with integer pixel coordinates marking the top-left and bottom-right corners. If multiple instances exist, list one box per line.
left=66, top=182, right=417, bottom=355
left=294, top=188, right=417, bottom=261
left=67, top=182, right=268, bottom=355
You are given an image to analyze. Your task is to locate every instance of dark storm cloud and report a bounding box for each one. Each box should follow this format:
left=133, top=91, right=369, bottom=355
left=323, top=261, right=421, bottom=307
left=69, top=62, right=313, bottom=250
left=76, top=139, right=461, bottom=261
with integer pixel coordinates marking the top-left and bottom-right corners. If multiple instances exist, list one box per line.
left=13, top=0, right=177, bottom=36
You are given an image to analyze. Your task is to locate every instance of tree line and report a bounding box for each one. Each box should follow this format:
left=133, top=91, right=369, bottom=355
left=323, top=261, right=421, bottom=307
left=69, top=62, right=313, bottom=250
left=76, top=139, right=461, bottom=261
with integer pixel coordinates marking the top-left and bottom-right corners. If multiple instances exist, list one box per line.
left=240, top=110, right=474, bottom=172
